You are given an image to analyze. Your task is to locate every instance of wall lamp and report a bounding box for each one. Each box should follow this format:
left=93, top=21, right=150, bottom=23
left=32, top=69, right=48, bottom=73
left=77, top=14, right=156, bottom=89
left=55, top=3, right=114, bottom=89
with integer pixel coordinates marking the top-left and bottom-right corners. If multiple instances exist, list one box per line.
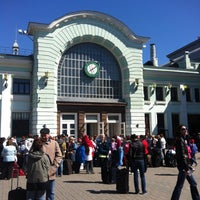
left=152, top=82, right=157, bottom=89
left=168, top=83, right=172, bottom=89
left=135, top=78, right=139, bottom=86
left=180, top=84, right=187, bottom=91
left=44, top=71, right=49, bottom=86
left=4, top=74, right=8, bottom=88
left=180, top=84, right=187, bottom=95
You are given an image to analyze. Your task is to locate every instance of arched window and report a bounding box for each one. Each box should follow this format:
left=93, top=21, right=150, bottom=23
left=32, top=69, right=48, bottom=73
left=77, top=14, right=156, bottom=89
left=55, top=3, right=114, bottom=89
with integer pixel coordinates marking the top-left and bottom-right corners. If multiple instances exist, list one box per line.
left=58, top=43, right=122, bottom=102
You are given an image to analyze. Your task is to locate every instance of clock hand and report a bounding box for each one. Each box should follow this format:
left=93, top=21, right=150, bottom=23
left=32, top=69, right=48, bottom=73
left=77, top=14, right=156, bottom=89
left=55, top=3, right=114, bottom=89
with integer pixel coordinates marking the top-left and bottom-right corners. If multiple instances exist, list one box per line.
left=89, top=66, right=96, bottom=72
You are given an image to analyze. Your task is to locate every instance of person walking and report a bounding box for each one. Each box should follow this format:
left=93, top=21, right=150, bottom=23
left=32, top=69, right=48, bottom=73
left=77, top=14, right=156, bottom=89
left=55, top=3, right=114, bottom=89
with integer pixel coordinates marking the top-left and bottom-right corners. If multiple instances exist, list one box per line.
left=171, top=125, right=200, bottom=200
left=40, top=125, right=62, bottom=200
left=25, top=138, right=51, bottom=200
left=130, top=134, right=147, bottom=195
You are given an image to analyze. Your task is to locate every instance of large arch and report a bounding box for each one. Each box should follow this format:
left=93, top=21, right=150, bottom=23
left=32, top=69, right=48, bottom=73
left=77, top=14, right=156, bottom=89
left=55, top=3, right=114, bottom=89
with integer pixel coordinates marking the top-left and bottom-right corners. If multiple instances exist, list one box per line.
left=28, top=11, right=149, bottom=135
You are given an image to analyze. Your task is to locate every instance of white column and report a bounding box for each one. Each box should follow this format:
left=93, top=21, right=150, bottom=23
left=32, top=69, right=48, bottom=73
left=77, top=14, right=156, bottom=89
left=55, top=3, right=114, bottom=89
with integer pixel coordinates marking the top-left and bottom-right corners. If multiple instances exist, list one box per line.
left=0, top=75, right=12, bottom=138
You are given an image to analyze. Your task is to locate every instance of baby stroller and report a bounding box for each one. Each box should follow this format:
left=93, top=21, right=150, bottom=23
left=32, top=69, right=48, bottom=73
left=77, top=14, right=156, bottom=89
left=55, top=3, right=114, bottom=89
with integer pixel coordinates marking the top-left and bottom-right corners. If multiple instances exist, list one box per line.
left=165, top=148, right=177, bottom=167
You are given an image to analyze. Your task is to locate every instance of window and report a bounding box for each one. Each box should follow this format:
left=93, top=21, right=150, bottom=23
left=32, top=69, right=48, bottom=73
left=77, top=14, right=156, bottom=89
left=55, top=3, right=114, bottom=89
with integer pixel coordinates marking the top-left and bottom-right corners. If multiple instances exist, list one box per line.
left=156, top=87, right=164, bottom=101
left=61, top=114, right=77, bottom=138
left=108, top=114, right=120, bottom=122
left=185, top=88, right=191, bottom=102
left=194, top=88, right=200, bottom=102
left=157, top=113, right=165, bottom=133
left=144, top=86, right=149, bottom=100
left=171, top=87, right=178, bottom=102
left=13, top=78, right=30, bottom=95
left=57, top=43, right=122, bottom=101
left=145, top=113, right=150, bottom=134
left=12, top=112, right=30, bottom=137
left=171, top=114, right=179, bottom=137
left=86, top=115, right=98, bottom=121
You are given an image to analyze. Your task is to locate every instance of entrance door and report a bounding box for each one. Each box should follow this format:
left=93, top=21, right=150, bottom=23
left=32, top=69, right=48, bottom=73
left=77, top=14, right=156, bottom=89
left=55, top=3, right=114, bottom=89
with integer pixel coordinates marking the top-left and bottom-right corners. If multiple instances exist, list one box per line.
left=85, top=114, right=100, bottom=137
left=60, top=113, right=77, bottom=138
left=107, top=113, right=125, bottom=137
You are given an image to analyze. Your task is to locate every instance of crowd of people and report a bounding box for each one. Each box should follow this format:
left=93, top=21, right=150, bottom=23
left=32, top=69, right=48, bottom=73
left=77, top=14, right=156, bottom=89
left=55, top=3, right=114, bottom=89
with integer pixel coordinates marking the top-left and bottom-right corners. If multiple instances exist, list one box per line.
left=0, top=126, right=200, bottom=199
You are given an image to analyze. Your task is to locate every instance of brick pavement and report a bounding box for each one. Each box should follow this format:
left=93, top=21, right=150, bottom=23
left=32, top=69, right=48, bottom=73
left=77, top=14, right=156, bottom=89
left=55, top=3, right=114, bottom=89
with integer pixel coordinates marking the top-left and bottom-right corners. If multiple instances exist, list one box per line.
left=1, top=153, right=200, bottom=200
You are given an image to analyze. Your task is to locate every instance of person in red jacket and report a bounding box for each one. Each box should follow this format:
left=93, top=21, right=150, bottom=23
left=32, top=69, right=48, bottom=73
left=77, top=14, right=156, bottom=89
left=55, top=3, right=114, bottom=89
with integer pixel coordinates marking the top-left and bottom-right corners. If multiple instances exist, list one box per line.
left=81, top=132, right=95, bottom=174
left=140, top=135, right=149, bottom=172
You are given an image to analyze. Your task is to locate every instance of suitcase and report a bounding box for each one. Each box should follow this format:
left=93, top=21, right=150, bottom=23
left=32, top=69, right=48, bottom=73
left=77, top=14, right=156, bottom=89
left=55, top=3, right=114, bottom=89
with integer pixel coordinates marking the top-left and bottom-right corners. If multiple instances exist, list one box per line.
left=116, top=168, right=129, bottom=193
left=8, top=167, right=26, bottom=200
left=63, top=159, right=73, bottom=175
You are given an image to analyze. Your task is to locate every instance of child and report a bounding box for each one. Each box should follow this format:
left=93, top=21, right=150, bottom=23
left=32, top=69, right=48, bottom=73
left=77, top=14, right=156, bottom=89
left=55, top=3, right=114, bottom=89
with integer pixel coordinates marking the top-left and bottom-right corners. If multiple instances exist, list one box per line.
left=189, top=139, right=198, bottom=166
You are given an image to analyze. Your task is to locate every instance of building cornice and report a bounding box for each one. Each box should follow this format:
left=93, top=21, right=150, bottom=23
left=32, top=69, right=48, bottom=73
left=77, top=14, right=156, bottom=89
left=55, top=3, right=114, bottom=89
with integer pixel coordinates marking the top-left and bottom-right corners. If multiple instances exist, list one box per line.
left=28, top=10, right=149, bottom=44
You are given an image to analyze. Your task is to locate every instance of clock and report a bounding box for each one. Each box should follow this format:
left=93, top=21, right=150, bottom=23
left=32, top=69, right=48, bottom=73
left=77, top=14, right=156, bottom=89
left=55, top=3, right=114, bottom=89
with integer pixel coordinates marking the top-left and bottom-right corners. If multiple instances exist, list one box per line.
left=84, top=61, right=100, bottom=78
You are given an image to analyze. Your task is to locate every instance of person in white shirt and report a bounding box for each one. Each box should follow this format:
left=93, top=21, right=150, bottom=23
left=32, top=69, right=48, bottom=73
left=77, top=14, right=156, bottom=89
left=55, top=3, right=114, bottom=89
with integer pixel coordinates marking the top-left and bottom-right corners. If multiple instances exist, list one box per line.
left=160, top=133, right=167, bottom=165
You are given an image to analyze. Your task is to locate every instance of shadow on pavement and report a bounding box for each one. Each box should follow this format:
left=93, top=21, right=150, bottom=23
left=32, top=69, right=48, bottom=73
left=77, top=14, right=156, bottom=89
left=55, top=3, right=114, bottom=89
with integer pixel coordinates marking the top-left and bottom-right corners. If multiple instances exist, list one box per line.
left=63, top=180, right=96, bottom=183
left=154, top=173, right=177, bottom=176
left=87, top=189, right=118, bottom=194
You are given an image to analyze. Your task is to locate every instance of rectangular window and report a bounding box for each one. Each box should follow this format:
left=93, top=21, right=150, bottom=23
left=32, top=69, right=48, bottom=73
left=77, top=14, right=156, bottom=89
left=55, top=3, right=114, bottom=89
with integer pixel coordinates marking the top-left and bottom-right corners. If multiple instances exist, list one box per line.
left=144, top=86, right=149, bottom=100
left=145, top=113, right=150, bottom=134
left=157, top=113, right=165, bottom=132
left=194, top=88, right=200, bottom=102
left=86, top=115, right=98, bottom=121
left=13, top=78, right=30, bottom=95
left=12, top=112, right=30, bottom=137
left=185, top=88, right=191, bottom=102
left=156, top=87, right=164, bottom=101
left=171, top=113, right=179, bottom=137
left=108, top=115, right=119, bottom=121
left=171, top=87, right=178, bottom=102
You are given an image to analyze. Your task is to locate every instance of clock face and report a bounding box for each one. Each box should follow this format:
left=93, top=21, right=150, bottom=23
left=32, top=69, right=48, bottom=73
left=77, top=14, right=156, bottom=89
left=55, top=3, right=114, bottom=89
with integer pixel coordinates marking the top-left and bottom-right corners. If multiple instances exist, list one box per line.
left=84, top=62, right=100, bottom=78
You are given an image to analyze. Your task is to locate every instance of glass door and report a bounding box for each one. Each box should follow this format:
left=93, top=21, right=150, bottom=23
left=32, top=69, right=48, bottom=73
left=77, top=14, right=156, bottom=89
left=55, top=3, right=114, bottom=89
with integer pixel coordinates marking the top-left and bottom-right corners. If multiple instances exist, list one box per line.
left=60, top=113, right=77, bottom=138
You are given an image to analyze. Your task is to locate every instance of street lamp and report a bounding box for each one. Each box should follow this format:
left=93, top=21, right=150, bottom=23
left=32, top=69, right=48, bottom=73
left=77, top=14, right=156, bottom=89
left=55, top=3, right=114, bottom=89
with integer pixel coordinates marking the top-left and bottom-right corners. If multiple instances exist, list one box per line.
left=18, top=29, right=33, bottom=41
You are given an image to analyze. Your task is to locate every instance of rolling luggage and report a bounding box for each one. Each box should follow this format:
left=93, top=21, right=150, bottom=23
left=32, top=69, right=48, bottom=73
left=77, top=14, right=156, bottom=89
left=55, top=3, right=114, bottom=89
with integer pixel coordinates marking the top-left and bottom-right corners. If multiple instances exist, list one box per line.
left=63, top=159, right=73, bottom=175
left=8, top=166, right=26, bottom=200
left=116, top=168, right=129, bottom=193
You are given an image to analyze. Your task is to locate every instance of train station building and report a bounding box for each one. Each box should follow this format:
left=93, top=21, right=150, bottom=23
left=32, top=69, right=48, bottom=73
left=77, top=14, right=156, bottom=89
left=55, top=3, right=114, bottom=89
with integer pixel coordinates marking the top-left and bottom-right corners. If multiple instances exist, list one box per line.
left=0, top=11, right=200, bottom=139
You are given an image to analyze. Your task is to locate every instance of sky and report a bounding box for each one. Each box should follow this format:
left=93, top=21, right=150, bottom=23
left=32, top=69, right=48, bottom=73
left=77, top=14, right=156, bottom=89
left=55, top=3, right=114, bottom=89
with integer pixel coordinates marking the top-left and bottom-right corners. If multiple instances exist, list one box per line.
left=1, top=0, right=200, bottom=65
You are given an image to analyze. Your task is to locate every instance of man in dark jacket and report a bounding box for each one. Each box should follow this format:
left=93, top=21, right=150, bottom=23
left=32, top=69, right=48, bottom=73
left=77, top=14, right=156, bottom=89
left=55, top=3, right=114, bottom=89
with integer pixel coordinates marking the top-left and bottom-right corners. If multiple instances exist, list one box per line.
left=171, top=125, right=200, bottom=200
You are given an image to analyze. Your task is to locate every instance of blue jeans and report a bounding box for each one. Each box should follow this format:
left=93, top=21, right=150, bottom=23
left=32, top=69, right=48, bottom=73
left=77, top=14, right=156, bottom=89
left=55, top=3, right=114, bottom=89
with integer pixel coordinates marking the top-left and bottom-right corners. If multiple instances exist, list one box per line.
left=46, top=180, right=55, bottom=200
left=132, top=159, right=147, bottom=193
left=26, top=190, right=46, bottom=200
left=117, top=147, right=124, bottom=167
left=56, top=159, right=63, bottom=176
left=171, top=166, right=200, bottom=200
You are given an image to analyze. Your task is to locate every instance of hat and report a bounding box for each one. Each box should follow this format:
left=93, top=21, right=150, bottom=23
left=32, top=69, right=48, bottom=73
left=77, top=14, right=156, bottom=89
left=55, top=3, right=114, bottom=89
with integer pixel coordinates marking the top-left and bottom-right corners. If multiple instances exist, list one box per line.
left=40, top=127, right=50, bottom=134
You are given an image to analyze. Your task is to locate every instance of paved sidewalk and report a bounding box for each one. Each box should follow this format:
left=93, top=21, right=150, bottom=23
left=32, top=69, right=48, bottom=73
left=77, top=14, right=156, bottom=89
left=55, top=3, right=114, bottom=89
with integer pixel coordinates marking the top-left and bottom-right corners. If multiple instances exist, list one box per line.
left=1, top=154, right=200, bottom=200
